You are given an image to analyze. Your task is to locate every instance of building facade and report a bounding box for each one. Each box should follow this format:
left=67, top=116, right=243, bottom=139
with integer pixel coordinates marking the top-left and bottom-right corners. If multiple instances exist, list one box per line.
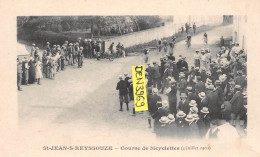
left=233, top=15, right=247, bottom=52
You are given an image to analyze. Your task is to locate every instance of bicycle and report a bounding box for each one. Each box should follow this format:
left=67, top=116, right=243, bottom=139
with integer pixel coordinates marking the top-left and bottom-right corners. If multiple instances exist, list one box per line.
left=186, top=39, right=191, bottom=48
left=99, top=49, right=115, bottom=61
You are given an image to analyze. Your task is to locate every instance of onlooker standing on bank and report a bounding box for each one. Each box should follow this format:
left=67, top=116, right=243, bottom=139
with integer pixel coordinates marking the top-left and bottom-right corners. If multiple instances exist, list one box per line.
left=17, top=59, right=23, bottom=91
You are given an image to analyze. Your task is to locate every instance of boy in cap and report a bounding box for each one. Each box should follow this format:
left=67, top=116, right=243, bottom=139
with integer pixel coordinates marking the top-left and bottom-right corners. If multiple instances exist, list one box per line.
left=116, top=75, right=129, bottom=111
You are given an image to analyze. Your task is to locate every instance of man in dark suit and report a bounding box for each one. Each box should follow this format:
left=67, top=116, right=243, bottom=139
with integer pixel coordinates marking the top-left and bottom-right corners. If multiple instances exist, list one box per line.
left=230, top=85, right=244, bottom=128
left=215, top=80, right=224, bottom=117
left=206, top=85, right=219, bottom=119
left=181, top=57, right=189, bottom=70
left=187, top=86, right=201, bottom=110
left=235, top=71, right=246, bottom=90
left=166, top=80, right=178, bottom=115
left=168, top=54, right=175, bottom=61
left=145, top=63, right=153, bottom=87
left=178, top=93, right=190, bottom=115
left=151, top=62, right=161, bottom=90
left=116, top=75, right=129, bottom=111
left=195, top=76, right=206, bottom=94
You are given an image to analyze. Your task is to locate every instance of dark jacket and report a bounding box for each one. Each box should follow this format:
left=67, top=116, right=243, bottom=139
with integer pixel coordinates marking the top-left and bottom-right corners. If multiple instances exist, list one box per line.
left=151, top=64, right=161, bottom=79
left=206, top=91, right=219, bottom=114
left=230, top=91, right=244, bottom=114
left=116, top=80, right=129, bottom=95
left=178, top=99, right=190, bottom=115
left=195, top=81, right=206, bottom=93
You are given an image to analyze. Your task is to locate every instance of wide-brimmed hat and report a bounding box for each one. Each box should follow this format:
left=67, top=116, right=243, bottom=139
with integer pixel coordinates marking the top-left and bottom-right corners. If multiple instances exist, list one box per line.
left=200, top=107, right=209, bottom=114
left=46, top=42, right=50, bottom=44
left=192, top=114, right=200, bottom=120
left=159, top=116, right=169, bottom=124
left=69, top=43, right=73, bottom=46
left=195, top=67, right=200, bottom=71
left=189, top=100, right=197, bottom=107
left=179, top=73, right=185, bottom=78
left=170, top=79, right=176, bottom=84
left=198, top=92, right=206, bottom=99
left=152, top=88, right=158, bottom=94
left=167, top=114, right=175, bottom=122
left=185, top=114, right=194, bottom=122
left=176, top=110, right=186, bottom=118
left=162, top=100, right=169, bottom=108
left=187, top=86, right=192, bottom=91
left=195, top=49, right=200, bottom=52
left=180, top=93, right=187, bottom=98
left=190, top=106, right=198, bottom=113
left=219, top=75, right=227, bottom=82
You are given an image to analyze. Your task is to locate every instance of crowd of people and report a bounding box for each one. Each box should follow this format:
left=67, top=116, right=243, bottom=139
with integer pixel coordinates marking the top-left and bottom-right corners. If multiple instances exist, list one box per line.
left=17, top=38, right=125, bottom=91
left=116, top=41, right=247, bottom=139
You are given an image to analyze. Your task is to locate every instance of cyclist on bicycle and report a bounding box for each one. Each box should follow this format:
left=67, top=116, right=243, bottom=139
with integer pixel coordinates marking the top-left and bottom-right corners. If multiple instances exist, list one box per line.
left=186, top=33, right=191, bottom=47
left=203, top=32, right=208, bottom=44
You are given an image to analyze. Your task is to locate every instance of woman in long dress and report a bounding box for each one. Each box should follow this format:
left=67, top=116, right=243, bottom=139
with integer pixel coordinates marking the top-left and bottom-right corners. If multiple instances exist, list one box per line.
left=35, top=61, right=43, bottom=85
left=28, top=57, right=36, bottom=84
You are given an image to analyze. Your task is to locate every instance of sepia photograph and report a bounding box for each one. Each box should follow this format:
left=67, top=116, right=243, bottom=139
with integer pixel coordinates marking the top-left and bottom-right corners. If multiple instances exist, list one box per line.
left=17, top=15, right=247, bottom=140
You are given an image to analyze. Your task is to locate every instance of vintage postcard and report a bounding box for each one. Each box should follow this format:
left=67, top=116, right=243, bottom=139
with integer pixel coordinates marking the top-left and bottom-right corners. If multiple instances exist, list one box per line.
left=1, top=0, right=260, bottom=157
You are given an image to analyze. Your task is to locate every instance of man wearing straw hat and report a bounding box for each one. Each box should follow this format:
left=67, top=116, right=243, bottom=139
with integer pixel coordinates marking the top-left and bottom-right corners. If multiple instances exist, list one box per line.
left=178, top=93, right=190, bottom=115
left=206, top=85, right=219, bottom=119
left=199, top=107, right=210, bottom=136
left=230, top=85, right=244, bottom=128
left=157, top=116, right=169, bottom=137
left=166, top=79, right=178, bottom=115
left=176, top=110, right=187, bottom=138
left=167, top=114, right=177, bottom=137
left=116, top=75, right=129, bottom=111
left=153, top=100, right=169, bottom=134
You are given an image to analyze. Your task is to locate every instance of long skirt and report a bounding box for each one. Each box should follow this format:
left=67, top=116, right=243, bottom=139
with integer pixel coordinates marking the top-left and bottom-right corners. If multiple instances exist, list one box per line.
left=35, top=66, right=43, bottom=79
left=28, top=68, right=36, bottom=84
